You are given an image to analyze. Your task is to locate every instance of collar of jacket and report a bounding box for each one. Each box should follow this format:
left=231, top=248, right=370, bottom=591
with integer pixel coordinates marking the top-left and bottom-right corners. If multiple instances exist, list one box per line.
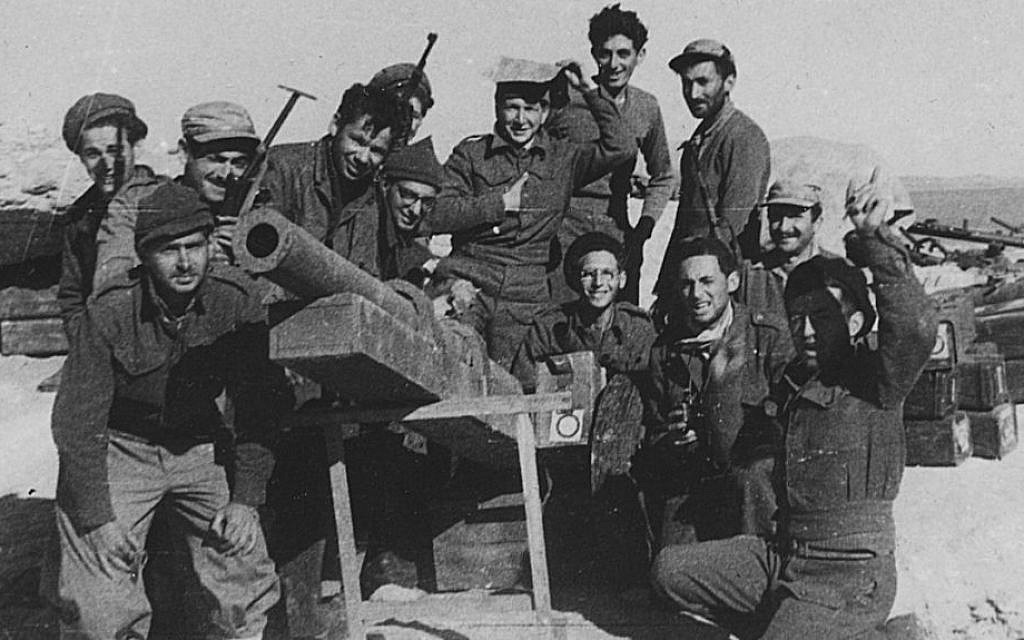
left=784, top=372, right=850, bottom=408
left=679, top=98, right=736, bottom=151
left=564, top=300, right=627, bottom=343
left=137, top=268, right=206, bottom=330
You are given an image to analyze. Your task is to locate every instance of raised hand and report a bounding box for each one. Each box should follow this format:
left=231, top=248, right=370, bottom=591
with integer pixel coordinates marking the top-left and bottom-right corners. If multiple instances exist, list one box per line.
left=845, top=165, right=892, bottom=236
left=556, top=59, right=596, bottom=92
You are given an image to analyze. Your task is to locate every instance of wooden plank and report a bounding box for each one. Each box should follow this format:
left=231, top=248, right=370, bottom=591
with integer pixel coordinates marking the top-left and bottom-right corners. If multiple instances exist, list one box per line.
left=294, top=392, right=572, bottom=426
left=0, top=285, right=59, bottom=319
left=324, top=428, right=366, bottom=640
left=516, top=413, right=553, bottom=620
left=359, top=593, right=532, bottom=623
left=905, top=412, right=972, bottom=466
left=1, top=318, right=67, bottom=355
left=968, top=403, right=1018, bottom=460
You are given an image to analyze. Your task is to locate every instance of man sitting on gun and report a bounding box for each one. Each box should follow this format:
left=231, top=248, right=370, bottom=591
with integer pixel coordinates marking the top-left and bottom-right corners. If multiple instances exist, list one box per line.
left=651, top=172, right=936, bottom=639
left=429, top=56, right=635, bottom=370
left=641, top=236, right=793, bottom=549
left=44, top=182, right=285, bottom=640
left=511, top=231, right=656, bottom=588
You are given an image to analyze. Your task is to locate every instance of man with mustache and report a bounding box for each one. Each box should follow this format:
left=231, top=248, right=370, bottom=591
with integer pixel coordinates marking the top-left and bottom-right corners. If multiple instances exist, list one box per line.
left=58, top=93, right=164, bottom=338
left=92, top=101, right=261, bottom=281
left=545, top=4, right=674, bottom=304
left=643, top=236, right=792, bottom=548
left=655, top=39, right=771, bottom=297
left=651, top=177, right=936, bottom=639
left=431, top=57, right=635, bottom=371
left=45, top=182, right=285, bottom=640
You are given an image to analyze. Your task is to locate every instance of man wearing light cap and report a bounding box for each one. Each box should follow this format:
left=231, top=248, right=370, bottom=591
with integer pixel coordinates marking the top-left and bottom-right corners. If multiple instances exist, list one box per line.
left=93, top=101, right=261, bottom=279
left=58, top=92, right=164, bottom=338
left=369, top=62, right=435, bottom=140
left=46, top=181, right=286, bottom=639
left=655, top=39, right=771, bottom=295
left=428, top=56, right=635, bottom=370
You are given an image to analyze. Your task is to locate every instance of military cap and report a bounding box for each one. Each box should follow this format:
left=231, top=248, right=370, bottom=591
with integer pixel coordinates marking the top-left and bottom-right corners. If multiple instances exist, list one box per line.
left=563, top=232, right=626, bottom=292
left=492, top=56, right=563, bottom=103
left=785, top=255, right=876, bottom=338
left=62, top=93, right=148, bottom=152
left=763, top=179, right=823, bottom=208
left=668, top=38, right=735, bottom=73
left=369, top=63, right=435, bottom=110
left=181, top=101, right=259, bottom=144
left=385, top=136, right=444, bottom=190
left=134, top=182, right=214, bottom=253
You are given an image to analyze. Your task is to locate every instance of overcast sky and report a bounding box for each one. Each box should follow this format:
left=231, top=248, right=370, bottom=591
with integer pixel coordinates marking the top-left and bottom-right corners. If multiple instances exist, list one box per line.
left=3, top=0, right=1023, bottom=177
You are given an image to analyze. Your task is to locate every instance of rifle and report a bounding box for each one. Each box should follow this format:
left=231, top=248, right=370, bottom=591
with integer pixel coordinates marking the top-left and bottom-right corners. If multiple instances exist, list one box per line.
left=905, top=218, right=1024, bottom=249
left=218, top=85, right=317, bottom=259
left=395, top=33, right=438, bottom=140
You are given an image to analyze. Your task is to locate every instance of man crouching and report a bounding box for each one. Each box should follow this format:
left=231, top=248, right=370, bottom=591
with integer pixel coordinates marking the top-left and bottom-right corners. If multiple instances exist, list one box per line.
left=651, top=173, right=936, bottom=638
left=45, top=182, right=287, bottom=639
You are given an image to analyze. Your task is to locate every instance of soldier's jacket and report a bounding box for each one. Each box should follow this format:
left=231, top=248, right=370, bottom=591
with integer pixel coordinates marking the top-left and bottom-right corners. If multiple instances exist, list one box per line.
left=263, top=137, right=383, bottom=276
left=647, top=302, right=794, bottom=468
left=59, top=165, right=164, bottom=338
left=51, top=264, right=290, bottom=532
left=511, top=300, right=655, bottom=393
left=430, top=89, right=636, bottom=273
left=778, top=227, right=936, bottom=547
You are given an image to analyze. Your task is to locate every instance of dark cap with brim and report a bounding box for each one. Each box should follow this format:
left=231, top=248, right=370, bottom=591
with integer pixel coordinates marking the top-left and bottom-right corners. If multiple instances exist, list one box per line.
left=668, top=38, right=734, bottom=73
left=134, top=183, right=214, bottom=253
left=63, top=93, right=148, bottom=152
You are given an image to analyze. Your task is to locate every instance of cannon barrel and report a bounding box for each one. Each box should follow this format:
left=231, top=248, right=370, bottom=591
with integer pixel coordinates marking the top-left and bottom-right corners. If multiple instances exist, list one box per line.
left=234, top=207, right=422, bottom=328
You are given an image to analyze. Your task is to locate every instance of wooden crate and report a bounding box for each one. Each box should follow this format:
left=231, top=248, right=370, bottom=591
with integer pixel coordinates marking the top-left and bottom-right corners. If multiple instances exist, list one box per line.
left=1004, top=359, right=1024, bottom=403
left=532, top=351, right=604, bottom=449
left=0, top=317, right=67, bottom=356
left=905, top=411, right=972, bottom=466
left=968, top=403, right=1018, bottom=460
left=958, top=344, right=1011, bottom=411
left=929, top=288, right=976, bottom=361
left=904, top=367, right=958, bottom=420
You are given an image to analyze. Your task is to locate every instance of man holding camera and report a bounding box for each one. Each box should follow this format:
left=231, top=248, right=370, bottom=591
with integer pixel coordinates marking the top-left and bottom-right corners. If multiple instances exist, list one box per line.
left=643, top=236, right=793, bottom=547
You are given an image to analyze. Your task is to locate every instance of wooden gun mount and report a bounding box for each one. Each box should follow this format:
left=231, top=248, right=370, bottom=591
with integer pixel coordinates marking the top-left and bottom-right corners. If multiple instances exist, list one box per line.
left=235, top=208, right=601, bottom=466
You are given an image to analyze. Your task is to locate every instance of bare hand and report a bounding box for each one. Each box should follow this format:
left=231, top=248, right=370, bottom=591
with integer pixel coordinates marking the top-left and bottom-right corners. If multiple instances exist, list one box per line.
left=502, top=173, right=529, bottom=211
left=213, top=216, right=237, bottom=251
left=82, top=521, right=138, bottom=580
left=845, top=165, right=891, bottom=236
left=556, top=59, right=596, bottom=92
left=209, top=502, right=261, bottom=556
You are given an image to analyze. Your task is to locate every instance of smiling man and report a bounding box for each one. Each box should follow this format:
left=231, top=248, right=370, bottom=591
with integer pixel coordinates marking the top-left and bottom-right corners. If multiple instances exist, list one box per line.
left=93, top=101, right=260, bottom=284
left=429, top=56, right=635, bottom=370
left=378, top=136, right=444, bottom=282
left=644, top=236, right=792, bottom=548
left=58, top=93, right=163, bottom=338
left=655, top=39, right=771, bottom=298
left=546, top=4, right=674, bottom=304
left=46, top=182, right=284, bottom=640
left=261, top=83, right=407, bottom=280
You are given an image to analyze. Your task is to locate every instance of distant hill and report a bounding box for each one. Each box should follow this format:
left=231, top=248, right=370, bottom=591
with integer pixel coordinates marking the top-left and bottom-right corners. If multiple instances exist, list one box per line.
left=902, top=175, right=1024, bottom=192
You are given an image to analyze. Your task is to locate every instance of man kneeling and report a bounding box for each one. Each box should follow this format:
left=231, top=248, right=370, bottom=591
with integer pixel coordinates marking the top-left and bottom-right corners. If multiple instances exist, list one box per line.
left=46, top=182, right=286, bottom=639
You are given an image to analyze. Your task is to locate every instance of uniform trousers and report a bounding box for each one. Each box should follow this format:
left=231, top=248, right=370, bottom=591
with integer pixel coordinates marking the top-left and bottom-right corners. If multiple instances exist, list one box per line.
left=45, top=431, right=279, bottom=640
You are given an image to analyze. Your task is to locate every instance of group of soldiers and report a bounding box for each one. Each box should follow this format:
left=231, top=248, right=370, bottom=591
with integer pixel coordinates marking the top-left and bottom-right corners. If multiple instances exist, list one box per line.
left=44, top=4, right=939, bottom=639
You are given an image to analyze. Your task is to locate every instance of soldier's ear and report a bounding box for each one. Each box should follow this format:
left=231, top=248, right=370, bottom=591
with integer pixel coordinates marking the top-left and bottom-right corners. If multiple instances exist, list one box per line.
left=177, top=138, right=189, bottom=156
left=616, top=269, right=627, bottom=291
left=846, top=310, right=865, bottom=339
left=328, top=113, right=340, bottom=137
left=723, top=74, right=736, bottom=94
left=636, top=47, right=647, bottom=65
left=726, top=269, right=741, bottom=294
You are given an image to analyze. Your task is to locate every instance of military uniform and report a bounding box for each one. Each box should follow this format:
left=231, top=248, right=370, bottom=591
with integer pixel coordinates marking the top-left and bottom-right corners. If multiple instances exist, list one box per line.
left=652, top=227, right=936, bottom=639
left=47, top=264, right=286, bottom=639
left=58, top=165, right=164, bottom=338
left=431, top=88, right=635, bottom=369
left=644, top=302, right=793, bottom=544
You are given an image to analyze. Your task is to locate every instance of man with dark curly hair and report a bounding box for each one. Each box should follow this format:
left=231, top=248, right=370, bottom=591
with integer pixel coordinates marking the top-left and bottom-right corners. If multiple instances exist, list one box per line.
left=547, top=4, right=674, bottom=304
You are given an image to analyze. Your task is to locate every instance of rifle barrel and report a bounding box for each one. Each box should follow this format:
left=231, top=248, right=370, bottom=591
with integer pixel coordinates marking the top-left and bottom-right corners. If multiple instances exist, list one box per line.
left=906, top=221, right=1024, bottom=249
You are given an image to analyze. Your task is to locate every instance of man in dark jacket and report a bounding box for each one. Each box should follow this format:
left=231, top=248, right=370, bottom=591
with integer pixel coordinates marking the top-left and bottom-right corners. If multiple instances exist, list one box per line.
left=655, top=39, right=771, bottom=296
left=57, top=92, right=159, bottom=338
left=431, top=56, right=635, bottom=370
left=651, top=175, right=936, bottom=639
left=45, top=182, right=285, bottom=640
left=644, top=236, right=793, bottom=547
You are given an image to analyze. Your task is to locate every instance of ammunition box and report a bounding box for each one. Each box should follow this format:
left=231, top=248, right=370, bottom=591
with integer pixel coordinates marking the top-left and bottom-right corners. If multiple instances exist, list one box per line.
left=968, top=403, right=1018, bottom=460
left=958, top=343, right=1010, bottom=411
left=904, top=367, right=958, bottom=420
left=532, top=351, right=603, bottom=448
left=905, top=411, right=972, bottom=467
left=1004, top=359, right=1024, bottom=403
left=929, top=288, right=976, bottom=360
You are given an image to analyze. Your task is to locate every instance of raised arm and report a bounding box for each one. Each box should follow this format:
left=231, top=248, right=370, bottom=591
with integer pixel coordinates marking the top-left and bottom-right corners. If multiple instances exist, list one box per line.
left=637, top=102, right=674, bottom=224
